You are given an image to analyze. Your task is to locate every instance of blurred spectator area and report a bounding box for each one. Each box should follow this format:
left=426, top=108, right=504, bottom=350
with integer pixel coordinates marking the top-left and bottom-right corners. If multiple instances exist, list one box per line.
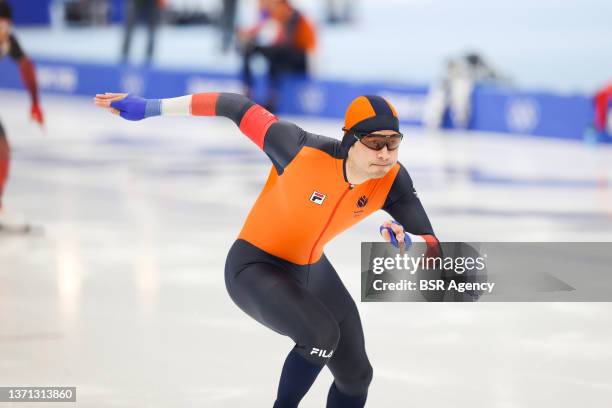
left=11, top=0, right=339, bottom=27
left=12, top=0, right=229, bottom=26
left=3, top=0, right=610, bottom=95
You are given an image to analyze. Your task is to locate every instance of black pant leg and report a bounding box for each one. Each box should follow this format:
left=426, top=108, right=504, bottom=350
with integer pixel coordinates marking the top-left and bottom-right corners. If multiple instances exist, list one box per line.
left=308, top=255, right=373, bottom=399
left=144, top=0, right=159, bottom=62
left=241, top=43, right=258, bottom=89
left=262, top=46, right=306, bottom=90
left=121, top=0, right=138, bottom=60
left=221, top=0, right=238, bottom=51
left=326, top=305, right=373, bottom=397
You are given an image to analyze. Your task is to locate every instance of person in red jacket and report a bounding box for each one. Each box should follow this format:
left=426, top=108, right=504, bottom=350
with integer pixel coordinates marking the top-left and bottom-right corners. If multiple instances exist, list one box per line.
left=0, top=1, right=44, bottom=228
left=594, top=82, right=612, bottom=135
left=95, top=91, right=440, bottom=407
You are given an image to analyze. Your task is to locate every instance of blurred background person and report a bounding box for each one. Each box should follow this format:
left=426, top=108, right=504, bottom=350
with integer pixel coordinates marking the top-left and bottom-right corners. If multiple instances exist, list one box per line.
left=236, top=0, right=271, bottom=44
left=0, top=0, right=44, bottom=231
left=325, top=0, right=355, bottom=25
left=89, top=0, right=109, bottom=26
left=51, top=0, right=110, bottom=27
left=424, top=52, right=508, bottom=130
left=594, top=81, right=612, bottom=136
left=121, top=0, right=166, bottom=65
left=238, top=0, right=316, bottom=112
left=220, top=0, right=239, bottom=53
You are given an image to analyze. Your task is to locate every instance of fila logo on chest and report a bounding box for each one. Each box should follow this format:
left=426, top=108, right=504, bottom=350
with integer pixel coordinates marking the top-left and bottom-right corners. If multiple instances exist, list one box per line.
left=309, top=191, right=327, bottom=205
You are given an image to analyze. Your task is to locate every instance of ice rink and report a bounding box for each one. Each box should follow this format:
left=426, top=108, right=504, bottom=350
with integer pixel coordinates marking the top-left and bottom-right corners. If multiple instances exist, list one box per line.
left=1, top=90, right=611, bottom=407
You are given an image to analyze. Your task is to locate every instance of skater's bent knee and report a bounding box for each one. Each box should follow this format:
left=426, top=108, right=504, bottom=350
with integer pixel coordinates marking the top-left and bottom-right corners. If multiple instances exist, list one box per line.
left=298, top=320, right=341, bottom=363
left=336, top=363, right=373, bottom=396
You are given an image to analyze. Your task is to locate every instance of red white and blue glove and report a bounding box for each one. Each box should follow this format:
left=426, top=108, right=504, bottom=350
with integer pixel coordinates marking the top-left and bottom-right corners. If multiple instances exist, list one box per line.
left=380, top=220, right=411, bottom=249
left=109, top=94, right=161, bottom=121
left=94, top=93, right=161, bottom=121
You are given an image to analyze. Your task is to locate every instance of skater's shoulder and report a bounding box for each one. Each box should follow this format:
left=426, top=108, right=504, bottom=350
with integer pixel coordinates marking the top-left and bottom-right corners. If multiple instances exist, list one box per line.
left=394, top=161, right=414, bottom=179
left=266, top=120, right=342, bottom=158
left=302, top=132, right=342, bottom=158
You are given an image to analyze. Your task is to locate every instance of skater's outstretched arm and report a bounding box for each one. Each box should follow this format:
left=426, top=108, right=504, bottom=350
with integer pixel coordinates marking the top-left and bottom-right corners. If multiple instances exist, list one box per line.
left=94, top=92, right=311, bottom=174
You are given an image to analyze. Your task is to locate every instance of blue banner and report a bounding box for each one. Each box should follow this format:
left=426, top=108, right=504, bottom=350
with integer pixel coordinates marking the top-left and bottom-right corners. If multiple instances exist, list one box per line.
left=1, top=57, right=608, bottom=143
left=471, top=86, right=596, bottom=141
left=8, top=0, right=53, bottom=25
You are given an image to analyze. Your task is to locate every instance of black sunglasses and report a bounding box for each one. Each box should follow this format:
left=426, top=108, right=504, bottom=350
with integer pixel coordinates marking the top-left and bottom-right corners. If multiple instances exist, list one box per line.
left=352, top=131, right=404, bottom=151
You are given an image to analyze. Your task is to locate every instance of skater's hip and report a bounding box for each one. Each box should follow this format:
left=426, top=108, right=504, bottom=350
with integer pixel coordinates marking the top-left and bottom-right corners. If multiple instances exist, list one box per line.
left=225, top=239, right=309, bottom=281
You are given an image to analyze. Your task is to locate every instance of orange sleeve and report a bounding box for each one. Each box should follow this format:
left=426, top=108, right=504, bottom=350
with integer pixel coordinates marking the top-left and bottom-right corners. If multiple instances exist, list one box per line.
left=294, top=17, right=317, bottom=52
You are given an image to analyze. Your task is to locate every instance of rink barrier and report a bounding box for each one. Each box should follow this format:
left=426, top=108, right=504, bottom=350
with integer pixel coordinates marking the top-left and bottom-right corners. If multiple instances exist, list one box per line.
left=10, top=0, right=125, bottom=25
left=0, top=57, right=609, bottom=143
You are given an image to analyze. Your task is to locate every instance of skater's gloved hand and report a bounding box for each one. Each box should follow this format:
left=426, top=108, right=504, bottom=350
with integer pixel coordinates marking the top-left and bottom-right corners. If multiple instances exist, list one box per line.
left=30, top=103, right=44, bottom=127
left=94, top=93, right=161, bottom=121
left=379, top=220, right=411, bottom=249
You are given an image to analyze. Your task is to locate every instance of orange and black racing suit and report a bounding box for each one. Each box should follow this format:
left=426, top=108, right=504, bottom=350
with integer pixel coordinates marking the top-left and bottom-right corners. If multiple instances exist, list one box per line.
left=197, top=93, right=439, bottom=398
left=111, top=91, right=439, bottom=405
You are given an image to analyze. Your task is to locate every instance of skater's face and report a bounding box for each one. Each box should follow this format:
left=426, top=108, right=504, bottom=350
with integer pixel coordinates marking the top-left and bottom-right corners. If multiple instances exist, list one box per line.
left=350, top=130, right=399, bottom=179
